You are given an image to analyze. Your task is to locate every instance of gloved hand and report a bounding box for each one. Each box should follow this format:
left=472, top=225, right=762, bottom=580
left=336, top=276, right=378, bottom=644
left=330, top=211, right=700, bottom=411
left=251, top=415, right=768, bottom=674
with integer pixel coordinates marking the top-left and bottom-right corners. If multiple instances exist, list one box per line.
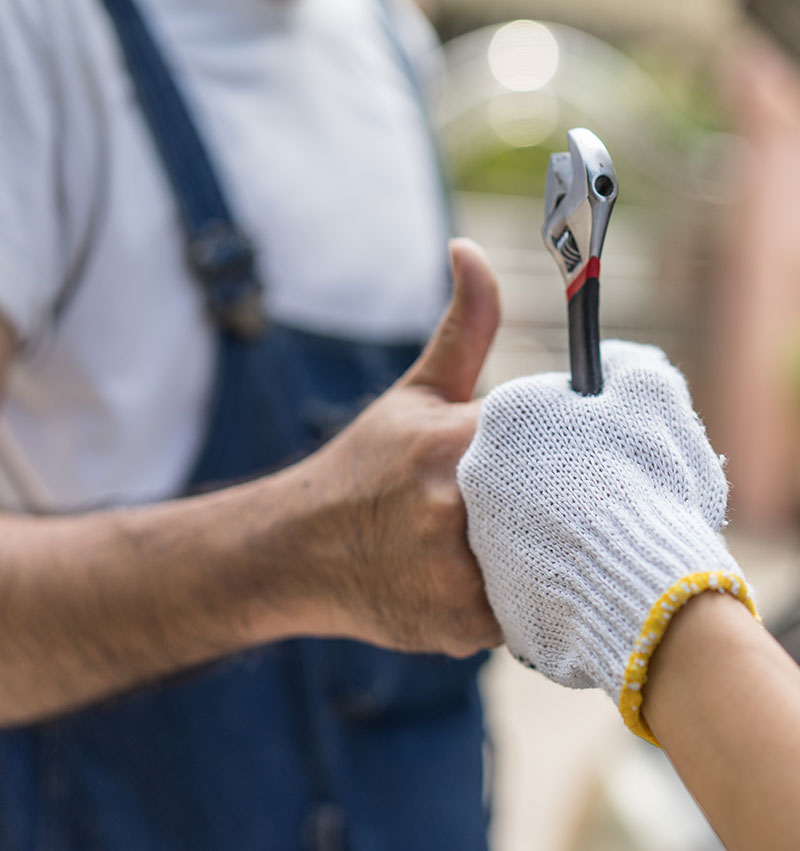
left=457, top=341, right=759, bottom=744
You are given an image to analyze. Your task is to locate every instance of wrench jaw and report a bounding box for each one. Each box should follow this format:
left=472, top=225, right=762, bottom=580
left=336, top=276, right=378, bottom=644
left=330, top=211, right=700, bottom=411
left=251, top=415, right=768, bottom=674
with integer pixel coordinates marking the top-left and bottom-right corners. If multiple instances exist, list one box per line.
left=543, top=153, right=586, bottom=289
left=542, top=128, right=618, bottom=297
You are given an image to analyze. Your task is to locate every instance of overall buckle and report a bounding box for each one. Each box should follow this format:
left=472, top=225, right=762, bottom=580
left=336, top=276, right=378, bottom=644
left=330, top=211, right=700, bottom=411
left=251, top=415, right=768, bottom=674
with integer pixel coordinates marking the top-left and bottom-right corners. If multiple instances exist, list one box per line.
left=188, top=222, right=268, bottom=341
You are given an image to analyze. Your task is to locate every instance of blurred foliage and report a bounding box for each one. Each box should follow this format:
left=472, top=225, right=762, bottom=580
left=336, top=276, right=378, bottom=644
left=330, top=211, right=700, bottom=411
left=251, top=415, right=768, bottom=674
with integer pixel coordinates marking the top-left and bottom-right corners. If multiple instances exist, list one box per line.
left=448, top=59, right=724, bottom=199
left=452, top=144, right=552, bottom=196
left=626, top=45, right=726, bottom=134
left=450, top=139, right=652, bottom=207
left=442, top=21, right=728, bottom=200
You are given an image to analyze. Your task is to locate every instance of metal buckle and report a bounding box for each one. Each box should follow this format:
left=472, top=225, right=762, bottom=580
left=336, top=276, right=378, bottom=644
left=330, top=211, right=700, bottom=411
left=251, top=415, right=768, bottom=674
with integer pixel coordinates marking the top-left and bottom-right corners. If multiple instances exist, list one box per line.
left=188, top=221, right=268, bottom=341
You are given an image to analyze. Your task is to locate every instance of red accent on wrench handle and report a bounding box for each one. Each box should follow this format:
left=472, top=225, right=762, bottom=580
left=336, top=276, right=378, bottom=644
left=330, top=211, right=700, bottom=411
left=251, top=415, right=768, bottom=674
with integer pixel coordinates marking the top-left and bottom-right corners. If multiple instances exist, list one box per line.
left=567, top=275, right=602, bottom=396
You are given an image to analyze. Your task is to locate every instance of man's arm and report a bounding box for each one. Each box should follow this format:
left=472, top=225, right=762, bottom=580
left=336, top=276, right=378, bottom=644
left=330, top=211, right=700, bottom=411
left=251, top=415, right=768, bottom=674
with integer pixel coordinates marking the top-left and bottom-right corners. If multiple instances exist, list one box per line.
left=0, top=239, right=502, bottom=727
left=643, top=590, right=800, bottom=851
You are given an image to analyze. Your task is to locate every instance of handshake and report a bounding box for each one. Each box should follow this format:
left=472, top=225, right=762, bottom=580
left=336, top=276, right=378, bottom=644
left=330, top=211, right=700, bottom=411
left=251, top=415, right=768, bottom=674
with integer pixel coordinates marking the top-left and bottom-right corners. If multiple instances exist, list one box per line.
left=457, top=340, right=758, bottom=744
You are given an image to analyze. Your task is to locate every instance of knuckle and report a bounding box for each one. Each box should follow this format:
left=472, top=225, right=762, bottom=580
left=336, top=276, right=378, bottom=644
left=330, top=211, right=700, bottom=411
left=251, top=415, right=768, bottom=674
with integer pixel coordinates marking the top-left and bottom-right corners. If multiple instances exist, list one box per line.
left=424, top=484, right=465, bottom=528
left=411, top=419, right=472, bottom=471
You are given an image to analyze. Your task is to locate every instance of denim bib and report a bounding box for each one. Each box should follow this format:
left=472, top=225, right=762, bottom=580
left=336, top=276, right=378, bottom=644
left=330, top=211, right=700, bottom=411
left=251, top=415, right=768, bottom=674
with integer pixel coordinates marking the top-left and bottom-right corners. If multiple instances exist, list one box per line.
left=0, top=326, right=489, bottom=851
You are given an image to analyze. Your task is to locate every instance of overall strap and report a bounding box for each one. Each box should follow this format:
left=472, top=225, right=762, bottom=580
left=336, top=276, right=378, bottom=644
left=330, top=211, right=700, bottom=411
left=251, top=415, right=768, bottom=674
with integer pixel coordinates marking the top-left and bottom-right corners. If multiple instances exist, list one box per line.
left=100, top=0, right=452, bottom=341
left=99, top=0, right=267, bottom=340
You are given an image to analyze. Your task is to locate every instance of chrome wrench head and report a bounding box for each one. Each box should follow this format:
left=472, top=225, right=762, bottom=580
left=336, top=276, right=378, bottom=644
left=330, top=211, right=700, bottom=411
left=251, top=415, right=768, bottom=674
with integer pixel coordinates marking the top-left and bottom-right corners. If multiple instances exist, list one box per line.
left=542, top=128, right=618, bottom=293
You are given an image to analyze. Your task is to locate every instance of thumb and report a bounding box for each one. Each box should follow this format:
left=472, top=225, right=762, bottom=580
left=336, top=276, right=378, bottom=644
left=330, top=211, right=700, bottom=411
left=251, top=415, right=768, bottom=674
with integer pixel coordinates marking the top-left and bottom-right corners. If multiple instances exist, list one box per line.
left=403, top=238, right=501, bottom=402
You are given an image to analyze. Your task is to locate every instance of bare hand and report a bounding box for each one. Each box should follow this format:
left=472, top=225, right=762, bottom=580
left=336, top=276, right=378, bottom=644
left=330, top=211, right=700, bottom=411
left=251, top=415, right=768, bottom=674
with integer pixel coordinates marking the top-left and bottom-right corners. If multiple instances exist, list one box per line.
left=291, top=239, right=504, bottom=657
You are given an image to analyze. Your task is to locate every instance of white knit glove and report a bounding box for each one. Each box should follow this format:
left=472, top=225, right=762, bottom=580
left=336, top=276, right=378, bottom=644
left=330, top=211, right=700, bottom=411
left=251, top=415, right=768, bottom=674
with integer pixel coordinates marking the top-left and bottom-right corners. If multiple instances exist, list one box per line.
left=457, top=341, right=759, bottom=744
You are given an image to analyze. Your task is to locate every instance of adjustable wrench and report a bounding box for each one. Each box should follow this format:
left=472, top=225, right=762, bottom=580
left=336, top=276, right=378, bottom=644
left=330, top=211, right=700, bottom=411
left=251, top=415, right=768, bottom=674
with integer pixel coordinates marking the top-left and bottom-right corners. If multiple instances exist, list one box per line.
left=542, top=129, right=618, bottom=396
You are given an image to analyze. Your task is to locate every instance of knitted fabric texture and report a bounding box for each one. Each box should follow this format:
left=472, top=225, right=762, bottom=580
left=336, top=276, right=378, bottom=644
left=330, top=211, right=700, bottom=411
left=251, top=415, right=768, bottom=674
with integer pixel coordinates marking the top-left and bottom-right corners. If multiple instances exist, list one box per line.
left=457, top=341, right=758, bottom=743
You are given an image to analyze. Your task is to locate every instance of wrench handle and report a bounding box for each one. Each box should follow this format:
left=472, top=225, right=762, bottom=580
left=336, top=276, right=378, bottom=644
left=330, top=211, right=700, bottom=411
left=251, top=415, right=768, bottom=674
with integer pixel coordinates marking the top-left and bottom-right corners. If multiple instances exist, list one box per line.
left=567, top=276, right=602, bottom=396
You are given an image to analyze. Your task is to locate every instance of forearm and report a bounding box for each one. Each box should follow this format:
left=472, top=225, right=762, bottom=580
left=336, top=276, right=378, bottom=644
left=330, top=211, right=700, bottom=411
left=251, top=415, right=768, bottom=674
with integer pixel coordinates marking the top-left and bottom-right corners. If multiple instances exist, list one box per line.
left=0, top=462, right=336, bottom=726
left=643, top=591, right=800, bottom=850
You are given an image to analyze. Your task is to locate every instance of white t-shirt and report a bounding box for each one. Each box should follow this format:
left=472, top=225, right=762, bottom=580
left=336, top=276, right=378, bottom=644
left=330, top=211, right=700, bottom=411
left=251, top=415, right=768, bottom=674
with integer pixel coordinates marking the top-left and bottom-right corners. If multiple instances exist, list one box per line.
left=0, top=0, right=449, bottom=511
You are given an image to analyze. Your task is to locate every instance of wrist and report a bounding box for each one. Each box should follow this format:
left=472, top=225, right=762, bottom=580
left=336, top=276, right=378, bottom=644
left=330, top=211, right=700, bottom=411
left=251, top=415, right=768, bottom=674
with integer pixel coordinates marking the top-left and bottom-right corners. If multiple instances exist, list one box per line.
left=642, top=589, right=761, bottom=737
left=622, top=570, right=760, bottom=745
left=120, top=466, right=350, bottom=654
left=229, top=456, right=365, bottom=646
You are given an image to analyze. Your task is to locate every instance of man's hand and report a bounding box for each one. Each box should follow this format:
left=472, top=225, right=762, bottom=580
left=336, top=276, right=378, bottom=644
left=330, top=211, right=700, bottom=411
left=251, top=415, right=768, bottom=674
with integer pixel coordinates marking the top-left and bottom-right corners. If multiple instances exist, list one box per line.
left=0, top=239, right=501, bottom=725
left=275, top=238, right=504, bottom=657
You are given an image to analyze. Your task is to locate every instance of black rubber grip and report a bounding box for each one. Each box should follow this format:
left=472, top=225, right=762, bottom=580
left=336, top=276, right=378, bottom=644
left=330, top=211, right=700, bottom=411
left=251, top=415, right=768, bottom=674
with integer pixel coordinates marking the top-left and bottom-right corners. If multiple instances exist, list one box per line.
left=567, top=277, right=602, bottom=396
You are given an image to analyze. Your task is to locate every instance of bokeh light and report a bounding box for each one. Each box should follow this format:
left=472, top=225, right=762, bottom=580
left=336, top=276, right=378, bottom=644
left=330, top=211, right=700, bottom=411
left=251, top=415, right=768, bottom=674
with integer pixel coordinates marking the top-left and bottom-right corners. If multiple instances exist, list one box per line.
left=489, top=91, right=560, bottom=147
left=488, top=20, right=560, bottom=92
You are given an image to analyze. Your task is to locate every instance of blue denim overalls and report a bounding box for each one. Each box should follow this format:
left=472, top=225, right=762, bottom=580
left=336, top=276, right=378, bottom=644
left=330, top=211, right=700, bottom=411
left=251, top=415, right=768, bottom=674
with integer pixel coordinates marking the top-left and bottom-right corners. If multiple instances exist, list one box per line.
left=0, top=329, right=488, bottom=851
left=0, top=1, right=489, bottom=849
